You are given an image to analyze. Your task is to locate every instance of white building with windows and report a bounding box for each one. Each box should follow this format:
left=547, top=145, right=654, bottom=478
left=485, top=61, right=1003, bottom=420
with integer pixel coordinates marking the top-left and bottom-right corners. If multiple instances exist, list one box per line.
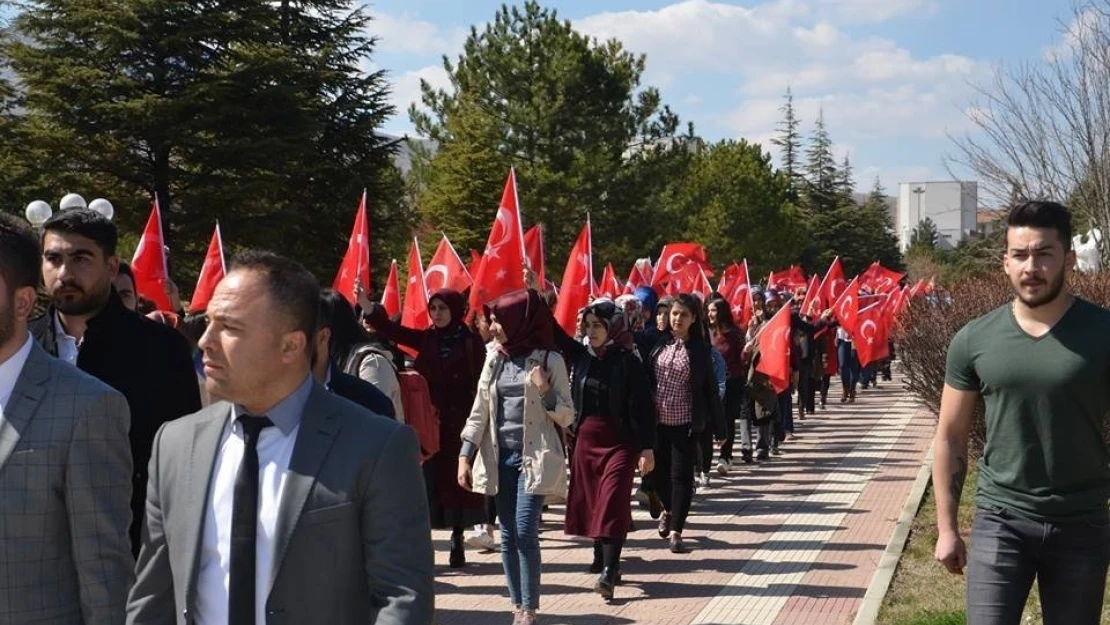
left=896, top=181, right=978, bottom=251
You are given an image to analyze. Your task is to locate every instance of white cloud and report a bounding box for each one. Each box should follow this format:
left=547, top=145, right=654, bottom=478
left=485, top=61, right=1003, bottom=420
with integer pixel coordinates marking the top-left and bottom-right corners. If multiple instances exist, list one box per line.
left=387, top=64, right=452, bottom=128
left=808, top=0, right=938, bottom=24
left=367, top=10, right=466, bottom=56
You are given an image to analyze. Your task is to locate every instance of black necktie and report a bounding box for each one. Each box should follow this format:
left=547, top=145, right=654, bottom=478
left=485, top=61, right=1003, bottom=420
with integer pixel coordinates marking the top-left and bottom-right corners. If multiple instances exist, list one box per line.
left=229, top=415, right=274, bottom=625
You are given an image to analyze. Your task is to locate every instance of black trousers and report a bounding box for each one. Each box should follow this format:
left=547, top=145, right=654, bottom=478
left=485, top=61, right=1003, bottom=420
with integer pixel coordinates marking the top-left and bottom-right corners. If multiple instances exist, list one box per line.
left=798, top=361, right=816, bottom=414
left=718, top=378, right=745, bottom=461
left=655, top=424, right=696, bottom=534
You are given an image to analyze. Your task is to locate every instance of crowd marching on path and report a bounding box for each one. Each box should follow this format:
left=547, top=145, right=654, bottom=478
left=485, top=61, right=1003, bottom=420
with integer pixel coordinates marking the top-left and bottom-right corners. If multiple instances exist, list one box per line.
left=0, top=190, right=1107, bottom=625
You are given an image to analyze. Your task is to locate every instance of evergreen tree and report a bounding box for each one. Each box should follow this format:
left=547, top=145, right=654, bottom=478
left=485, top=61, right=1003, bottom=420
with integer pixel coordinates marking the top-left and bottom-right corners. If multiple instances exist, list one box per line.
left=911, top=217, right=941, bottom=250
left=836, top=154, right=855, bottom=201
left=3, top=0, right=405, bottom=291
left=677, top=140, right=807, bottom=273
left=770, top=87, right=803, bottom=197
left=802, top=109, right=839, bottom=214
left=410, top=1, right=682, bottom=268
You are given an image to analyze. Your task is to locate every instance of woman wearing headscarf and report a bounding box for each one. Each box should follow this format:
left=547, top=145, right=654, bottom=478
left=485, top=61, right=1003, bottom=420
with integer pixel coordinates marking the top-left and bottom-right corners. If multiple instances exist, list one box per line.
left=646, top=293, right=724, bottom=553
left=552, top=299, right=654, bottom=600
left=362, top=289, right=488, bottom=568
left=458, top=290, right=574, bottom=625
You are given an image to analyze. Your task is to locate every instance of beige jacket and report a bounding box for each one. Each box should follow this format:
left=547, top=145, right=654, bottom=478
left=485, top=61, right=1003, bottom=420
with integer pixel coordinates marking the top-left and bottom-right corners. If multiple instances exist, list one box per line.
left=461, top=348, right=574, bottom=498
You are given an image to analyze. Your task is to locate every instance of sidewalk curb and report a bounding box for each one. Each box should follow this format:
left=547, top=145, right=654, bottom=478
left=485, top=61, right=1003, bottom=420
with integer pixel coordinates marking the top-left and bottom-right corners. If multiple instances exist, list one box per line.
left=852, top=433, right=935, bottom=625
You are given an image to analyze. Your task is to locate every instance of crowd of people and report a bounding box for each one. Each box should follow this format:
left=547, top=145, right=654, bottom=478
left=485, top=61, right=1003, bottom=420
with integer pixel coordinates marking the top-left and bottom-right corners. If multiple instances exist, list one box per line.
left=0, top=206, right=897, bottom=625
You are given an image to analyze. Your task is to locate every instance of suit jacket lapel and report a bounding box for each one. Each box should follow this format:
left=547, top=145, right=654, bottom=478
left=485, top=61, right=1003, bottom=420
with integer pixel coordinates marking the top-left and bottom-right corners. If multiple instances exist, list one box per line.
left=184, top=404, right=232, bottom=606
left=268, top=385, right=341, bottom=592
left=0, top=343, right=49, bottom=472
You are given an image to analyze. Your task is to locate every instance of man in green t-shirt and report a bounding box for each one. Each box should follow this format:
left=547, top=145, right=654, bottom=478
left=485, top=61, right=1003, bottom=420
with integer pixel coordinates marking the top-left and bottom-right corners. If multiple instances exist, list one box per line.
left=935, top=200, right=1110, bottom=625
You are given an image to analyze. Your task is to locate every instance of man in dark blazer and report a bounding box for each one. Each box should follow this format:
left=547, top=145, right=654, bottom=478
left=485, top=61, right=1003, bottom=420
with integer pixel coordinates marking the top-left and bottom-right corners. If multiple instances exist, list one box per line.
left=30, top=209, right=201, bottom=554
left=127, top=251, right=433, bottom=625
left=0, top=213, right=134, bottom=624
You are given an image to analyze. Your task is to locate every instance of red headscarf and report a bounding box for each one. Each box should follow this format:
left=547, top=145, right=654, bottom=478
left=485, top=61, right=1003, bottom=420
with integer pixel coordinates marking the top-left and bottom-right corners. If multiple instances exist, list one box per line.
left=491, top=289, right=557, bottom=358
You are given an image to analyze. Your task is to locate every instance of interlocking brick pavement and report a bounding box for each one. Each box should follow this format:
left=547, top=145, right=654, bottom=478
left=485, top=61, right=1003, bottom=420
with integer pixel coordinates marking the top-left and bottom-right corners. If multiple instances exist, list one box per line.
left=432, top=375, right=933, bottom=625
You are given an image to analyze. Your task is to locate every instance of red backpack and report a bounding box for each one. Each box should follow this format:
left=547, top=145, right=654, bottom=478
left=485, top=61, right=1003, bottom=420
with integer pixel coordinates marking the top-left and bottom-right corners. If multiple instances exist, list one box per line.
left=396, top=370, right=440, bottom=463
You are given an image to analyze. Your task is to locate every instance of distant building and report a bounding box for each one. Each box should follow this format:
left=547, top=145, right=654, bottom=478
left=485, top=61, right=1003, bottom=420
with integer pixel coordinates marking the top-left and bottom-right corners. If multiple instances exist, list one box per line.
left=896, top=181, right=978, bottom=251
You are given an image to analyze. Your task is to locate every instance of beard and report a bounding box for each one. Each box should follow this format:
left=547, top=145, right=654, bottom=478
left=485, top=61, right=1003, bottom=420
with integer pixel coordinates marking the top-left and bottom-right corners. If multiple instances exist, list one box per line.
left=1013, top=269, right=1066, bottom=309
left=51, top=282, right=110, bottom=316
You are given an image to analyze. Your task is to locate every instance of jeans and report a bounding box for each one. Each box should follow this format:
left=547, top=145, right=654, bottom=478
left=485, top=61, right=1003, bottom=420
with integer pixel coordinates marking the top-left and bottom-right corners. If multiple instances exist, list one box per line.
left=859, top=362, right=875, bottom=386
left=655, top=424, right=696, bottom=534
left=967, top=505, right=1110, bottom=625
left=496, top=449, right=545, bottom=611
left=837, top=340, right=859, bottom=392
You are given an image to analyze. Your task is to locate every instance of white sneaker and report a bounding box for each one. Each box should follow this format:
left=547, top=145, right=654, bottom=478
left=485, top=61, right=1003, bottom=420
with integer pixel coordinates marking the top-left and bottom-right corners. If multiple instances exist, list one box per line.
left=464, top=529, right=499, bottom=552
left=716, top=458, right=730, bottom=476
left=699, top=472, right=711, bottom=488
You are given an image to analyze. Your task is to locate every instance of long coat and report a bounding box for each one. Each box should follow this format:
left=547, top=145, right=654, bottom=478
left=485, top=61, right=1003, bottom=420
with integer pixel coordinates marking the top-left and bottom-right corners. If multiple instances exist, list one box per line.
left=373, top=318, right=488, bottom=513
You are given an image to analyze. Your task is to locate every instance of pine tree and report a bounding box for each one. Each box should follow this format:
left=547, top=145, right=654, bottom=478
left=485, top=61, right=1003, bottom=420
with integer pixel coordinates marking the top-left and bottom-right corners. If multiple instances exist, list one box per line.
left=770, top=87, right=803, bottom=197
left=3, top=0, right=404, bottom=289
left=837, top=154, right=855, bottom=201
left=802, top=109, right=839, bottom=214
left=410, top=1, right=681, bottom=268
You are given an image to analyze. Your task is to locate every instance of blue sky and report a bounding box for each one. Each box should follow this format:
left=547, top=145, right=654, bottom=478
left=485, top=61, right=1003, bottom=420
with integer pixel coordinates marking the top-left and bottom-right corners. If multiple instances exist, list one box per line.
left=367, top=0, right=1079, bottom=194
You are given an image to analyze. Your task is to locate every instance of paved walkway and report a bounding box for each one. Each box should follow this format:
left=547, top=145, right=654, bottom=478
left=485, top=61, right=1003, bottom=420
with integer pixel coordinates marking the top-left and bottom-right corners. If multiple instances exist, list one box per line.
left=432, top=375, right=933, bottom=625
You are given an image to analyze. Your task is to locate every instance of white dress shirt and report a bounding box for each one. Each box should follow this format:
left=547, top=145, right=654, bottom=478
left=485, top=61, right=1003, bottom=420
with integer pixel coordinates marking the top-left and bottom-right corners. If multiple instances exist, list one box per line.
left=52, top=312, right=80, bottom=365
left=194, top=375, right=313, bottom=625
left=0, top=333, right=34, bottom=412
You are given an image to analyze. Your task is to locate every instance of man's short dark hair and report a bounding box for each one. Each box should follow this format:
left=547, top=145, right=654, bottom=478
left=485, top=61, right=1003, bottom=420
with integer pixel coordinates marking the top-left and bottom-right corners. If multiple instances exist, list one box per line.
left=0, top=212, right=42, bottom=292
left=42, top=208, right=118, bottom=256
left=117, top=261, right=135, bottom=284
left=1006, top=200, right=1073, bottom=252
left=229, top=250, right=319, bottom=344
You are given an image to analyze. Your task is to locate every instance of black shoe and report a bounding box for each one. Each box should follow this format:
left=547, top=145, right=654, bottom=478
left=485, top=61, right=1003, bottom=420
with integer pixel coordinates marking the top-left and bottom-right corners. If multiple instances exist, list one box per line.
left=595, top=567, right=619, bottom=600
left=589, top=541, right=603, bottom=574
left=658, top=512, right=672, bottom=538
left=756, top=448, right=769, bottom=461
left=741, top=449, right=753, bottom=464
left=647, top=491, right=663, bottom=520
left=449, top=534, right=466, bottom=569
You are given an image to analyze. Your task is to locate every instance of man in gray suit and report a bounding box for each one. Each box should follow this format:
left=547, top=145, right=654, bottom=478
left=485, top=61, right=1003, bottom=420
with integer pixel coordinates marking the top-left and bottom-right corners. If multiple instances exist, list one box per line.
left=127, top=250, right=434, bottom=625
left=0, top=213, right=134, bottom=624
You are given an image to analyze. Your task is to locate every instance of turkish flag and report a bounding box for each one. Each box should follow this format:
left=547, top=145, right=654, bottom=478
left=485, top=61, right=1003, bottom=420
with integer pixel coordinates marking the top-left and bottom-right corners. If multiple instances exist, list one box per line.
left=470, top=169, right=527, bottom=311
left=671, top=261, right=712, bottom=298
left=468, top=249, right=482, bottom=279
left=188, top=223, right=225, bottom=314
left=860, top=262, right=905, bottom=294
left=650, top=243, right=712, bottom=286
left=332, top=190, right=371, bottom=305
left=718, top=262, right=743, bottom=298
left=599, top=262, right=622, bottom=298
left=834, top=277, right=861, bottom=335
left=817, top=257, right=847, bottom=309
left=769, top=265, right=807, bottom=292
left=425, top=235, right=472, bottom=294
left=553, top=221, right=593, bottom=335
left=132, top=198, right=174, bottom=312
left=799, top=275, right=822, bottom=318
left=524, top=225, right=546, bottom=289
left=624, top=258, right=653, bottom=294
left=402, top=238, right=432, bottom=331
left=380, top=259, right=401, bottom=318
left=755, top=305, right=793, bottom=393
left=855, top=301, right=891, bottom=367
left=725, top=259, right=753, bottom=327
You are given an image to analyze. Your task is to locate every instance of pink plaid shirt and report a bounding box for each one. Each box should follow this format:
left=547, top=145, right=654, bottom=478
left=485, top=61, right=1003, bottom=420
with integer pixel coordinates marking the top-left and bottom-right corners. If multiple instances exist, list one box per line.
left=654, top=339, right=693, bottom=426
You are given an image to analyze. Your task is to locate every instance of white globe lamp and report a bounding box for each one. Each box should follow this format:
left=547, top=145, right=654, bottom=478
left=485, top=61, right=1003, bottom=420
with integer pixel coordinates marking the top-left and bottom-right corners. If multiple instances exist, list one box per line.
left=89, top=198, right=115, bottom=220
left=25, top=200, right=53, bottom=228
left=59, top=193, right=88, bottom=211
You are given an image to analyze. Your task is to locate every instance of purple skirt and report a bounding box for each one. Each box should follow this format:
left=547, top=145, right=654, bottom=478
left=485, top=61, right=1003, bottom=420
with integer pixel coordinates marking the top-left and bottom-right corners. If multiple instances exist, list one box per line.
left=565, top=415, right=637, bottom=539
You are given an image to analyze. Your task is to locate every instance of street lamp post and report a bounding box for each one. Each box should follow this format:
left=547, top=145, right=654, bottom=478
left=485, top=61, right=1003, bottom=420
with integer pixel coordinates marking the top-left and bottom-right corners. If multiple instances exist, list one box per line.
left=912, top=186, right=926, bottom=245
